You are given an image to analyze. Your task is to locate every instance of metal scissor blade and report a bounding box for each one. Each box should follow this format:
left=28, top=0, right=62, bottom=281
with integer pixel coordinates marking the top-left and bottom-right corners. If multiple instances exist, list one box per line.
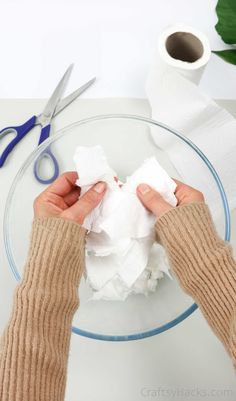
left=53, top=77, right=96, bottom=117
left=40, top=64, right=73, bottom=125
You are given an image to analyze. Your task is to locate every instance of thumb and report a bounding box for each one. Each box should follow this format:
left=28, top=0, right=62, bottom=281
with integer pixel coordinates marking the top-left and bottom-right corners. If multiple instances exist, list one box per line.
left=61, top=181, right=107, bottom=224
left=137, top=183, right=173, bottom=218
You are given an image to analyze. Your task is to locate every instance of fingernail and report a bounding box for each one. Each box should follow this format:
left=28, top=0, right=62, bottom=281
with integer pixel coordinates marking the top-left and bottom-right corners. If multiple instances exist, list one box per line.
left=94, top=181, right=106, bottom=193
left=138, top=183, right=151, bottom=194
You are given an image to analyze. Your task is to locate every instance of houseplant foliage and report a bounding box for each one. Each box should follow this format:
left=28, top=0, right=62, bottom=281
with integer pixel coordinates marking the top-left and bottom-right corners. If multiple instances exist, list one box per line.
left=213, top=0, right=236, bottom=65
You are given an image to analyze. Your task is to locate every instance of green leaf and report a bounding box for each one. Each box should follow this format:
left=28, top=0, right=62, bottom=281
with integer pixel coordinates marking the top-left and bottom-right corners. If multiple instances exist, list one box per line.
left=215, top=0, right=236, bottom=44
left=212, top=49, right=236, bottom=65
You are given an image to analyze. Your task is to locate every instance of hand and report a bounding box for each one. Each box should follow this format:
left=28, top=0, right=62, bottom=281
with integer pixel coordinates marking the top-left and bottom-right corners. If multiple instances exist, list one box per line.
left=136, top=179, right=204, bottom=218
left=34, top=171, right=107, bottom=225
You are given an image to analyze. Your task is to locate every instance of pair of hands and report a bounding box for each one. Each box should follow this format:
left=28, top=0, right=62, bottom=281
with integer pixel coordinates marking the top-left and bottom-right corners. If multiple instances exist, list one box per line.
left=34, top=171, right=204, bottom=223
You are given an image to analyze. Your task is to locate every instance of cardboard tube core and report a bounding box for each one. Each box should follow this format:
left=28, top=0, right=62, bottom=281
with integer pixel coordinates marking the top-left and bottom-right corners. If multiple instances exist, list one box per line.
left=166, top=32, right=204, bottom=62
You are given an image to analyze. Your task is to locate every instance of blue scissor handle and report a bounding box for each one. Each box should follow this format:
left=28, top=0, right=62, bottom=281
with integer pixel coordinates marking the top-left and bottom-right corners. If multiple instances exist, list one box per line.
left=33, top=144, right=60, bottom=185
left=33, top=124, right=60, bottom=184
left=0, top=116, right=36, bottom=167
left=38, top=123, right=51, bottom=145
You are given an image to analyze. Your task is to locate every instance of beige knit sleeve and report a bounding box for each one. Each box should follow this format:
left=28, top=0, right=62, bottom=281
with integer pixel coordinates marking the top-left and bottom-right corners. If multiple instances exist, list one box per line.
left=155, top=202, right=236, bottom=368
left=0, top=217, right=87, bottom=401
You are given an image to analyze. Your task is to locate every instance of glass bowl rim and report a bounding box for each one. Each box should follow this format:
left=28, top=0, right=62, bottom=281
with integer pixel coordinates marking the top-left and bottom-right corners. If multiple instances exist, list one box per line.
left=4, top=114, right=231, bottom=341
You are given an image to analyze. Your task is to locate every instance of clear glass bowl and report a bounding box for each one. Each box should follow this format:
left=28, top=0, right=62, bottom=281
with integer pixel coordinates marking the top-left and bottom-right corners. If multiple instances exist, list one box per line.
left=4, top=114, right=230, bottom=341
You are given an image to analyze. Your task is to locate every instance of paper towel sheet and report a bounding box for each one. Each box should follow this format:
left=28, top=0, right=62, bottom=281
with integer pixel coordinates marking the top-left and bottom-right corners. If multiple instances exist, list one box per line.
left=74, top=145, right=176, bottom=300
left=146, top=25, right=236, bottom=214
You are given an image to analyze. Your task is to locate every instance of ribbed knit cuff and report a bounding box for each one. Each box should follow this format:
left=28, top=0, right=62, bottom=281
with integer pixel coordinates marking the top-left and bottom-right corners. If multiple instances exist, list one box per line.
left=24, top=217, right=87, bottom=292
left=0, top=218, right=87, bottom=401
left=32, top=216, right=87, bottom=245
left=155, top=202, right=236, bottom=347
left=155, top=201, right=233, bottom=282
left=155, top=202, right=225, bottom=249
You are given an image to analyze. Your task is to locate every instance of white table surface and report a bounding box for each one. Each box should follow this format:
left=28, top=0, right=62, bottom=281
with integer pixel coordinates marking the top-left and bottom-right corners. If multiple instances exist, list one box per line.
left=1, top=0, right=236, bottom=100
left=0, top=98, right=235, bottom=400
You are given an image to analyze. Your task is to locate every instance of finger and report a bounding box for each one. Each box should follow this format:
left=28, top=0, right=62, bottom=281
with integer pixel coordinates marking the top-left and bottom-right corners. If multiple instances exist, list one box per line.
left=172, top=178, right=184, bottom=186
left=136, top=183, right=173, bottom=218
left=172, top=178, right=195, bottom=191
left=43, top=171, right=78, bottom=197
left=172, top=178, right=204, bottom=203
left=61, top=181, right=107, bottom=224
left=172, top=178, right=184, bottom=189
left=63, top=187, right=81, bottom=207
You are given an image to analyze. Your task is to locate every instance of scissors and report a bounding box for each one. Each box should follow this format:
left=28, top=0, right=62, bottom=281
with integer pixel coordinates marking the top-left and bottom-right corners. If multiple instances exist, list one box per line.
left=0, top=64, right=96, bottom=184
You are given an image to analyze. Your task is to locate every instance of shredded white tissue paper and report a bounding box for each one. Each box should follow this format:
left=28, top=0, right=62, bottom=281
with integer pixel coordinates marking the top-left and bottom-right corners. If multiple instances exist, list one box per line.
left=73, top=145, right=177, bottom=301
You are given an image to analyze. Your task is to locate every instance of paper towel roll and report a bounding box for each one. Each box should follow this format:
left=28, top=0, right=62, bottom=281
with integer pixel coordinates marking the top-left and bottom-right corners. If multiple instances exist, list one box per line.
left=146, top=25, right=236, bottom=214
left=156, top=25, right=211, bottom=84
